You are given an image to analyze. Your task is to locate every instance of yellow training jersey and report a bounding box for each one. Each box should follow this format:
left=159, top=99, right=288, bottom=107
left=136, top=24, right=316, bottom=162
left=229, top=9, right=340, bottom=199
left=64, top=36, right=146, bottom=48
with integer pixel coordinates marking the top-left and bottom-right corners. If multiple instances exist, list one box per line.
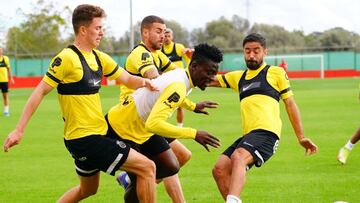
left=0, top=55, right=10, bottom=82
left=216, top=63, right=293, bottom=138
left=43, top=45, right=123, bottom=140
left=109, top=68, right=196, bottom=144
left=120, top=42, right=177, bottom=101
left=161, top=42, right=190, bottom=68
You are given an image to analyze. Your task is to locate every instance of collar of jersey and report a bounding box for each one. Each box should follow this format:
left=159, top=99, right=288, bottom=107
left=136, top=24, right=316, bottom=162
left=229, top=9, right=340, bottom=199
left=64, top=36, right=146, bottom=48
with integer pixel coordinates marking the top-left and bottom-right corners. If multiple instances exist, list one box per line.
left=185, top=67, right=195, bottom=88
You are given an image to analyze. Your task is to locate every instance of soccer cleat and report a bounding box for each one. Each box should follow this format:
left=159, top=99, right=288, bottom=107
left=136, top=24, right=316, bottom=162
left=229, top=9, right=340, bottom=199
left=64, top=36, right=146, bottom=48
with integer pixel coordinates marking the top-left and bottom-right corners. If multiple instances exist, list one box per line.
left=337, top=147, right=351, bottom=164
left=116, top=172, right=131, bottom=190
left=3, top=112, right=10, bottom=117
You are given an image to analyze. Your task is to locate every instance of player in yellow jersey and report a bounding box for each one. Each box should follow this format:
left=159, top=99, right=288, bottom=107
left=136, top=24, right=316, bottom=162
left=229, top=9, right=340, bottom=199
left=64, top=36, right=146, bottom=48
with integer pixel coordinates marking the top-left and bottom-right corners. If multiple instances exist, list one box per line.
left=0, top=47, right=14, bottom=116
left=209, top=33, right=318, bottom=203
left=118, top=15, right=194, bottom=203
left=162, top=28, right=193, bottom=129
left=107, top=43, right=223, bottom=203
left=3, top=4, right=158, bottom=203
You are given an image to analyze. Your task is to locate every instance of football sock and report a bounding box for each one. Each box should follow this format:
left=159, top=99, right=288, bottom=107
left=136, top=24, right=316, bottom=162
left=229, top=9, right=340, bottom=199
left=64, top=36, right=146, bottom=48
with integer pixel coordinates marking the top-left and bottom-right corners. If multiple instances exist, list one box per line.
left=177, top=123, right=183, bottom=128
left=345, top=140, right=354, bottom=150
left=226, top=195, right=242, bottom=203
left=4, top=106, right=9, bottom=113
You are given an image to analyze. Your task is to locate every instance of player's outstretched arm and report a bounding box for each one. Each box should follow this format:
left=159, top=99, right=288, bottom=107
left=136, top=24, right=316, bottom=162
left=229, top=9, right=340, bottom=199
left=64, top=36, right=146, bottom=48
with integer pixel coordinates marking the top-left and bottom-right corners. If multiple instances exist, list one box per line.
left=116, top=70, right=158, bottom=91
left=193, top=101, right=218, bottom=115
left=3, top=81, right=53, bottom=152
left=283, top=96, right=318, bottom=155
left=194, top=131, right=221, bottom=152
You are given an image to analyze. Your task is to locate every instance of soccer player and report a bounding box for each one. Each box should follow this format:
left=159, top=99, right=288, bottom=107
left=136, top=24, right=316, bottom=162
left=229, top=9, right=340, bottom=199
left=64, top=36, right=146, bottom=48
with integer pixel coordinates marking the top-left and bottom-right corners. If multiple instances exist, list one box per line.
left=0, top=47, right=15, bottom=116
left=209, top=33, right=318, bottom=203
left=118, top=15, right=193, bottom=203
left=3, top=4, right=158, bottom=203
left=106, top=43, right=223, bottom=203
left=337, top=87, right=360, bottom=164
left=162, top=27, right=192, bottom=128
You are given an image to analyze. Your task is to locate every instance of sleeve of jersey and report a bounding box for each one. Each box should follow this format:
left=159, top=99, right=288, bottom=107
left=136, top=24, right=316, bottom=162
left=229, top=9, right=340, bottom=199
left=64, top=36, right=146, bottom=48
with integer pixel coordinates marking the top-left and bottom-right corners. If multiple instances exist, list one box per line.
left=133, top=50, right=156, bottom=76
left=276, top=68, right=294, bottom=99
left=5, top=56, right=10, bottom=68
left=97, top=51, right=123, bottom=80
left=216, top=71, right=241, bottom=91
left=42, top=53, right=67, bottom=88
left=180, top=97, right=196, bottom=111
left=145, top=82, right=197, bottom=139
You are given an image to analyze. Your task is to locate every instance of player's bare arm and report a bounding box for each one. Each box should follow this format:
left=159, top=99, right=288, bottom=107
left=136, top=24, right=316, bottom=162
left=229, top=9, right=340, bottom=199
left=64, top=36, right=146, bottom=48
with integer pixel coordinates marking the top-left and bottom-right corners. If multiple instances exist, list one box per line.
left=3, top=81, right=53, bottom=152
left=283, top=96, right=318, bottom=155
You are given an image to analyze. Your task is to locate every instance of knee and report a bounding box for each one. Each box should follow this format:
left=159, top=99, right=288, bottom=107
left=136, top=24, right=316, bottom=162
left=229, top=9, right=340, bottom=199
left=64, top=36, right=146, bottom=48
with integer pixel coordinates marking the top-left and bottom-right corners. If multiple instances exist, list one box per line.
left=165, top=160, right=180, bottom=177
left=80, top=186, right=98, bottom=198
left=139, top=160, right=156, bottom=179
left=212, top=163, right=224, bottom=180
left=177, top=149, right=192, bottom=167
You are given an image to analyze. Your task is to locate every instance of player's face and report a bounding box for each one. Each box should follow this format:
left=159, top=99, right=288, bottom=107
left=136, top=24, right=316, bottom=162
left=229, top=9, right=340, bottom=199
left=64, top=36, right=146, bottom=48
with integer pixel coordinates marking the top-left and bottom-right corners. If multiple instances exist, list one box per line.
left=148, top=23, right=166, bottom=50
left=164, top=32, right=173, bottom=45
left=243, top=41, right=267, bottom=70
left=83, top=17, right=104, bottom=48
left=191, top=60, right=218, bottom=91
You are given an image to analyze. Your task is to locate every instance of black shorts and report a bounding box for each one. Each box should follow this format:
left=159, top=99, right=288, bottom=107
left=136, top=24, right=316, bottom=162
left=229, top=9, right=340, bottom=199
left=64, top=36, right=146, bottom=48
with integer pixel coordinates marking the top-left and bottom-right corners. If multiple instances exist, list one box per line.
left=64, top=134, right=130, bottom=177
left=223, top=129, right=279, bottom=169
left=105, top=115, right=170, bottom=157
left=0, top=82, right=8, bottom=93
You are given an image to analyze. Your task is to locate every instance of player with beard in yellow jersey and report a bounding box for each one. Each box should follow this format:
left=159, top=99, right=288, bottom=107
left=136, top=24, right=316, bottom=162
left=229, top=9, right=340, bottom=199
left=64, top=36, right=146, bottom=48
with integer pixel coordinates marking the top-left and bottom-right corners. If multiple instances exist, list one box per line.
left=3, top=4, right=158, bottom=203
left=106, top=43, right=223, bottom=203
left=118, top=15, right=195, bottom=203
left=210, top=33, right=318, bottom=203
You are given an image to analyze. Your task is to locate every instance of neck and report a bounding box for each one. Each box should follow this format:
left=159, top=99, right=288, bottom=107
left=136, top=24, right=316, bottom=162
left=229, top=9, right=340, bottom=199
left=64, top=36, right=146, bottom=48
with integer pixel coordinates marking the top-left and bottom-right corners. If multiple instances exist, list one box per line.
left=74, top=37, right=94, bottom=52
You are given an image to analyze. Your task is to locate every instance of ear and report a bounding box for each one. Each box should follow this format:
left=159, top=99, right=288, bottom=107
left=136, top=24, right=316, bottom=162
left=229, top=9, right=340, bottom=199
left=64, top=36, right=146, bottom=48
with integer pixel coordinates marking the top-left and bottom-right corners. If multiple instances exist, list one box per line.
left=263, top=48, right=268, bottom=56
left=79, top=26, right=87, bottom=36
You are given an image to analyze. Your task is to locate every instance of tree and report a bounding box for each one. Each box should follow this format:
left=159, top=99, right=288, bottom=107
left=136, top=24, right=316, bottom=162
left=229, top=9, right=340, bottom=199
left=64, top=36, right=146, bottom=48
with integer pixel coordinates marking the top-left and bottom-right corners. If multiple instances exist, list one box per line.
left=164, top=19, right=190, bottom=46
left=6, top=0, right=71, bottom=56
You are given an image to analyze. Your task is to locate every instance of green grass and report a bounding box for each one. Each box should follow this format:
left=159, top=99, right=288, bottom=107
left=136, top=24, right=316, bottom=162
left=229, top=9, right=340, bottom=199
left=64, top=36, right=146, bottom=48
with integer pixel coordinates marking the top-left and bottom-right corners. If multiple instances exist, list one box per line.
left=0, top=77, right=359, bottom=203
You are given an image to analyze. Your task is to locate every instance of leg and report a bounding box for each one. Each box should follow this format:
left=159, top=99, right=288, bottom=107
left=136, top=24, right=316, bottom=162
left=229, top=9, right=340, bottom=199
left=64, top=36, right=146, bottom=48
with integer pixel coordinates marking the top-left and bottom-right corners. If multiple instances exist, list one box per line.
left=57, top=173, right=100, bottom=203
left=176, top=107, right=184, bottom=127
left=350, top=127, right=360, bottom=144
left=121, top=148, right=156, bottom=203
left=169, top=139, right=192, bottom=167
left=338, top=127, right=360, bottom=164
left=227, top=148, right=254, bottom=197
left=2, top=92, right=9, bottom=116
left=162, top=140, right=191, bottom=203
left=150, top=148, right=180, bottom=179
left=212, top=155, right=232, bottom=200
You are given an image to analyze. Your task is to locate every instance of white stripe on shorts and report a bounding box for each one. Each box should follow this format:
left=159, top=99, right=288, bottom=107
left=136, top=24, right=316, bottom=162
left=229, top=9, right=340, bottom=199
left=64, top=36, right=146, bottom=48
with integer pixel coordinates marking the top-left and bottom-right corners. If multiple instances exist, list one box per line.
left=254, top=150, right=264, bottom=165
left=75, top=165, right=98, bottom=174
left=106, top=153, right=124, bottom=174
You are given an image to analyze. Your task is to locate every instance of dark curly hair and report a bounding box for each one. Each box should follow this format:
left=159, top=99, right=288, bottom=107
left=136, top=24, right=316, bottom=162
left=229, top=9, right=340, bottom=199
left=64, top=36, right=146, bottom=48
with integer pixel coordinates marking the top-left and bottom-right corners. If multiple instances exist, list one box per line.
left=191, top=43, right=223, bottom=67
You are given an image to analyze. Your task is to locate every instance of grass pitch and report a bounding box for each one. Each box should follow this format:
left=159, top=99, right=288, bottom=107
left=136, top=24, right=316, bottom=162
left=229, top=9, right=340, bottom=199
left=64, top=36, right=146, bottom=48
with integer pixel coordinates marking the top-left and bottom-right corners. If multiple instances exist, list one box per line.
left=0, top=77, right=359, bottom=203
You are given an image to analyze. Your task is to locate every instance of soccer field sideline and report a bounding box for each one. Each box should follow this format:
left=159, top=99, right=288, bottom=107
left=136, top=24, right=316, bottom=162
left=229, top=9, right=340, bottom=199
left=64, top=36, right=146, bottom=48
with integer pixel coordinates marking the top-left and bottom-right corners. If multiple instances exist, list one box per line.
left=0, top=77, right=359, bottom=203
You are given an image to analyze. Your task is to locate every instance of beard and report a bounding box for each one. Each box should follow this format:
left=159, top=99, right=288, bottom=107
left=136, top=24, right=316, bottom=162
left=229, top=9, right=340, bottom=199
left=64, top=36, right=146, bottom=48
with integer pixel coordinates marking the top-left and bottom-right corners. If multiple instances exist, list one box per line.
left=246, top=59, right=263, bottom=70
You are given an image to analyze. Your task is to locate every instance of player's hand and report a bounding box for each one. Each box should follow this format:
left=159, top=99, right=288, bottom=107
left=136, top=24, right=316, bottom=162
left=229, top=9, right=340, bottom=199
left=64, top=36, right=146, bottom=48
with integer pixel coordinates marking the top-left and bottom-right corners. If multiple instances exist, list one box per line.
left=194, top=101, right=218, bottom=115
left=3, top=129, right=23, bottom=152
left=183, top=48, right=194, bottom=58
left=10, top=77, right=15, bottom=84
left=299, top=137, right=318, bottom=155
left=195, top=131, right=220, bottom=152
left=144, top=79, right=158, bottom=91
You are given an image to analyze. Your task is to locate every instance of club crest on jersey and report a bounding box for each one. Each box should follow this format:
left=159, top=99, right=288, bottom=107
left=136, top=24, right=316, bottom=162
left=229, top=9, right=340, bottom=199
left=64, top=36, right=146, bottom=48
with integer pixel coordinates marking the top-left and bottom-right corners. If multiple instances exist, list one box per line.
left=163, top=92, right=180, bottom=108
left=50, top=57, right=62, bottom=74
left=141, top=52, right=150, bottom=61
